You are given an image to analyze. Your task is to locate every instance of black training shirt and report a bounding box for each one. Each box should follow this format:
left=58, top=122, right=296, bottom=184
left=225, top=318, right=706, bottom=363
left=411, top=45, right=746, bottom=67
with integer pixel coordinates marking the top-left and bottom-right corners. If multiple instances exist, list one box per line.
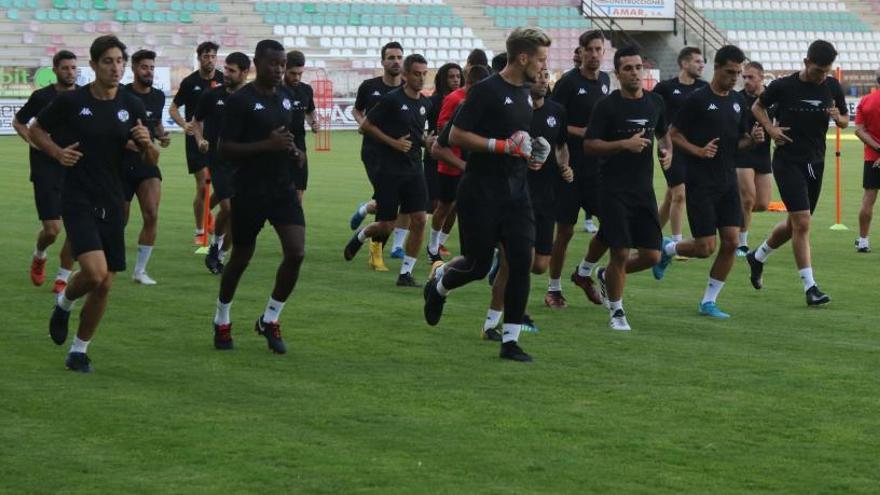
left=354, top=76, right=402, bottom=154
left=173, top=70, right=224, bottom=121
left=124, top=83, right=165, bottom=166
left=528, top=99, right=567, bottom=202
left=652, top=77, right=709, bottom=122
left=194, top=86, right=232, bottom=152
left=550, top=69, right=611, bottom=168
left=737, top=89, right=774, bottom=166
left=16, top=84, right=73, bottom=178
left=759, top=72, right=847, bottom=164
left=37, top=84, right=148, bottom=205
left=286, top=81, right=315, bottom=150
left=365, top=86, right=430, bottom=175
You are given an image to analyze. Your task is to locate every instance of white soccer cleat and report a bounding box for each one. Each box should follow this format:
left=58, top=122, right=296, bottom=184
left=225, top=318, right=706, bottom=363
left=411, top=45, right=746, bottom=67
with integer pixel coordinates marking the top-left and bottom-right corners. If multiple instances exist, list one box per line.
left=608, top=309, right=631, bottom=331
left=133, top=271, right=157, bottom=285
left=583, top=218, right=598, bottom=233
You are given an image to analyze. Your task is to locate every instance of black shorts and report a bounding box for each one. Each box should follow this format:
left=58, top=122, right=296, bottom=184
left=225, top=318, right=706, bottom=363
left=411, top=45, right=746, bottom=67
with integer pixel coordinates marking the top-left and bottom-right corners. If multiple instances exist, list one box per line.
left=532, top=199, right=555, bottom=256
left=32, top=173, right=64, bottom=221
left=864, top=160, right=880, bottom=190
left=185, top=135, right=208, bottom=174
left=555, top=167, right=600, bottom=225
left=736, top=157, right=772, bottom=175
left=773, top=157, right=824, bottom=214
left=424, top=157, right=439, bottom=202
left=455, top=174, right=535, bottom=259
left=291, top=154, right=309, bottom=191
left=123, top=162, right=162, bottom=202
left=231, top=188, right=305, bottom=247
left=437, top=173, right=460, bottom=203
left=686, top=182, right=743, bottom=238
left=596, top=191, right=662, bottom=250
left=663, top=155, right=687, bottom=188
left=374, top=172, right=428, bottom=222
left=62, top=201, right=126, bottom=272
left=208, top=152, right=234, bottom=202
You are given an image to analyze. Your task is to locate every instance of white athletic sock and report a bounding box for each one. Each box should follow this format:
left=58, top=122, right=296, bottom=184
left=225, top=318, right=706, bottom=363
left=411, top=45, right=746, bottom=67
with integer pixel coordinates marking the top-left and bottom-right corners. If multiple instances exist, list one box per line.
left=755, top=241, right=774, bottom=263
left=357, top=229, right=368, bottom=243
left=436, top=278, right=450, bottom=296
left=484, top=309, right=503, bottom=331
left=501, top=323, right=521, bottom=343
left=69, top=336, right=90, bottom=354
left=701, top=277, right=725, bottom=304
left=134, top=245, right=153, bottom=274
left=33, top=247, right=48, bottom=259
left=392, top=228, right=407, bottom=250
left=218, top=249, right=227, bottom=263
left=738, top=231, right=749, bottom=247
left=56, top=268, right=72, bottom=282
left=194, top=228, right=205, bottom=236
left=57, top=290, right=75, bottom=312
left=357, top=203, right=368, bottom=217
left=211, top=233, right=225, bottom=250
left=577, top=259, right=596, bottom=277
left=214, top=299, right=232, bottom=325
left=262, top=297, right=285, bottom=323
left=548, top=278, right=562, bottom=292
left=401, top=255, right=417, bottom=275
left=671, top=234, right=683, bottom=242
left=609, top=299, right=623, bottom=313
left=438, top=231, right=450, bottom=246
left=799, top=267, right=816, bottom=292
left=428, top=229, right=441, bottom=255
left=664, top=241, right=678, bottom=256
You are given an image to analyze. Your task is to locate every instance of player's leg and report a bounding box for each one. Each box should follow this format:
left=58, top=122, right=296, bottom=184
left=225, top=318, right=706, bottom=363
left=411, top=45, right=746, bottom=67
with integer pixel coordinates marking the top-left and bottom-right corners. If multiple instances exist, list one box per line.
left=428, top=201, right=451, bottom=260
left=31, top=176, right=66, bottom=286
left=857, top=161, right=880, bottom=252
left=439, top=207, right=456, bottom=256
left=484, top=245, right=507, bottom=341
left=569, top=227, right=607, bottom=306
left=132, top=177, right=161, bottom=285
left=390, top=213, right=410, bottom=259
left=698, top=226, right=738, bottom=319
left=205, top=162, right=233, bottom=274
left=55, top=250, right=112, bottom=372
left=546, top=176, right=578, bottom=307
left=345, top=172, right=401, bottom=266
left=655, top=188, right=715, bottom=280
left=294, top=154, right=308, bottom=205
left=667, top=184, right=686, bottom=243
left=498, top=229, right=534, bottom=362
left=737, top=167, right=757, bottom=255
left=55, top=237, right=75, bottom=294
left=604, top=247, right=631, bottom=331
left=192, top=168, right=208, bottom=241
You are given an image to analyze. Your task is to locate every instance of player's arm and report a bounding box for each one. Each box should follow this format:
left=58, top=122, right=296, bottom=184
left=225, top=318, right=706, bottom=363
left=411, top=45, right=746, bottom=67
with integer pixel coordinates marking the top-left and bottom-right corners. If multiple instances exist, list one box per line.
left=752, top=89, right=792, bottom=145
left=306, top=110, right=320, bottom=132
left=13, top=96, right=39, bottom=147
left=192, top=119, right=208, bottom=152
left=361, top=117, right=411, bottom=153
left=855, top=123, right=880, bottom=151
left=29, top=121, right=82, bottom=167
left=656, top=131, right=673, bottom=170
left=169, top=101, right=187, bottom=129
left=432, top=144, right=466, bottom=170
left=669, top=126, right=719, bottom=159
left=219, top=128, right=294, bottom=160
left=12, top=119, right=33, bottom=146
left=829, top=87, right=849, bottom=129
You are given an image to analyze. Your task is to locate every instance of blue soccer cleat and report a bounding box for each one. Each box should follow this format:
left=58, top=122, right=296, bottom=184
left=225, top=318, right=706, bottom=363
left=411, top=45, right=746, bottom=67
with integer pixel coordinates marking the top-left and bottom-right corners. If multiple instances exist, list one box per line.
left=390, top=246, right=405, bottom=259
left=653, top=237, right=673, bottom=280
left=349, top=202, right=368, bottom=231
left=699, top=301, right=730, bottom=319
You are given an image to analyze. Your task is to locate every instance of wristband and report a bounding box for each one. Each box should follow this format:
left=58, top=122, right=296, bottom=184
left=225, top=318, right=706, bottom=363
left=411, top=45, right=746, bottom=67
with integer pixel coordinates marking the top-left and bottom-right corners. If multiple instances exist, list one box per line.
left=487, top=138, right=506, bottom=154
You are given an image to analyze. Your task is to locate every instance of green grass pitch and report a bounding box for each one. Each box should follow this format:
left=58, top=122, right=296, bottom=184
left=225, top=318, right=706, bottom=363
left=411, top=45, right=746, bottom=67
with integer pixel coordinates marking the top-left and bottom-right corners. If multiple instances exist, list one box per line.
left=1, top=131, right=878, bottom=493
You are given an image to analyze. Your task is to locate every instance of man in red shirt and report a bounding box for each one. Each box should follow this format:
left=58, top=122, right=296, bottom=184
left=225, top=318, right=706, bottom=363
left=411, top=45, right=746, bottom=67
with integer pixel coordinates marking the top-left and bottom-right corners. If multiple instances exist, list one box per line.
left=855, top=78, right=880, bottom=253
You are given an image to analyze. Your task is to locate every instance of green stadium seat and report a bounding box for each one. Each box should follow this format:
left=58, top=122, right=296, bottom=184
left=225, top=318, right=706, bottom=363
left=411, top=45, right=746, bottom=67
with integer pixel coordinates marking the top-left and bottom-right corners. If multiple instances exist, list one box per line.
left=74, top=8, right=87, bottom=19
left=35, top=9, right=46, bottom=19
left=49, top=8, right=61, bottom=19
left=179, top=10, right=191, bottom=22
left=183, top=1, right=194, bottom=11
left=208, top=2, right=218, bottom=12
left=6, top=9, right=19, bottom=19
left=195, top=1, right=207, bottom=11
left=141, top=10, right=153, bottom=21
left=303, top=2, right=315, bottom=14
left=171, top=0, right=181, bottom=10
left=61, top=8, right=73, bottom=19
left=166, top=10, right=178, bottom=21
left=254, top=2, right=264, bottom=12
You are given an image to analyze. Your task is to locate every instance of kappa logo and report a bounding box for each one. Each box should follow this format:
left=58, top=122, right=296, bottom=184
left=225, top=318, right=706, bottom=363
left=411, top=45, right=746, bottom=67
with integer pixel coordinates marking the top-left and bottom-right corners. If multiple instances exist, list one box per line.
left=146, top=110, right=153, bottom=117
left=627, top=119, right=649, bottom=126
left=216, top=100, right=225, bottom=106
left=254, top=103, right=265, bottom=111
left=293, top=100, right=301, bottom=107
left=733, top=102, right=741, bottom=113
left=79, top=107, right=93, bottom=116
left=578, top=88, right=587, bottom=95
left=801, top=99, right=823, bottom=107
left=547, top=116, right=557, bottom=127
left=282, top=98, right=291, bottom=110
left=504, top=96, right=513, bottom=105
left=194, top=85, right=201, bottom=91
left=601, top=84, right=609, bottom=94
left=707, top=103, right=718, bottom=111
left=117, top=109, right=129, bottom=122
left=372, top=90, right=381, bottom=96
left=673, top=89, right=682, bottom=95
left=401, top=104, right=409, bottom=111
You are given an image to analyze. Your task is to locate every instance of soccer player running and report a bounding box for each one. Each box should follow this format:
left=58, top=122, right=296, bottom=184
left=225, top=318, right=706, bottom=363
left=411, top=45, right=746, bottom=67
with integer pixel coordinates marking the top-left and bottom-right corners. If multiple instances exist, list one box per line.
left=482, top=66, right=572, bottom=340
left=193, top=52, right=251, bottom=274
left=284, top=50, right=320, bottom=204
left=423, top=27, right=552, bottom=362
left=545, top=29, right=611, bottom=309
left=735, top=61, right=774, bottom=256
left=211, top=40, right=304, bottom=353
left=13, top=50, right=78, bottom=293
left=653, top=45, right=765, bottom=318
left=344, top=54, right=432, bottom=288
left=652, top=47, right=707, bottom=249
left=34, top=35, right=158, bottom=372
left=348, top=42, right=404, bottom=271
left=122, top=49, right=171, bottom=286
left=583, top=46, right=672, bottom=331
left=747, top=40, right=848, bottom=305
left=170, top=41, right=223, bottom=244
left=853, top=69, right=880, bottom=253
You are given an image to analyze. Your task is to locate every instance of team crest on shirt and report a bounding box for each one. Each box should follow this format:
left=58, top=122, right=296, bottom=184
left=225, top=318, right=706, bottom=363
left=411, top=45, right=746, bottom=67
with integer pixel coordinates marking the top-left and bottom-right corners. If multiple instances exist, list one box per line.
left=117, top=109, right=129, bottom=122
left=293, top=100, right=301, bottom=108
left=419, top=106, right=426, bottom=115
left=733, top=102, right=741, bottom=113
left=601, top=84, right=609, bottom=94
left=547, top=116, right=557, bottom=127
left=578, top=88, right=587, bottom=95
left=146, top=110, right=153, bottom=117
left=282, top=98, right=291, bottom=110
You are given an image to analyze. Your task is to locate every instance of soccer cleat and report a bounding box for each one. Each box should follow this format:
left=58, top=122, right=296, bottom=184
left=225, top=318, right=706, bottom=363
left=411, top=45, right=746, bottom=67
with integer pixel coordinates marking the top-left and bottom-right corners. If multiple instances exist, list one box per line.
left=367, top=241, right=388, bottom=271
left=205, top=244, right=224, bottom=274
left=806, top=285, right=831, bottom=306
left=65, top=352, right=93, bottom=373
left=426, top=246, right=443, bottom=264
left=390, top=246, right=405, bottom=259
left=570, top=270, right=603, bottom=305
left=583, top=218, right=598, bottom=233
left=213, top=323, right=233, bottom=350
left=30, top=256, right=47, bottom=286
left=423, top=261, right=447, bottom=326
left=133, top=271, right=157, bottom=285
left=855, top=239, right=871, bottom=253
left=736, top=245, right=749, bottom=257
left=481, top=326, right=502, bottom=341
left=523, top=313, right=539, bottom=333
left=597, top=267, right=609, bottom=309
left=745, top=250, right=764, bottom=290
left=487, top=248, right=501, bottom=286
left=350, top=202, right=368, bottom=230
left=396, top=272, right=421, bottom=288
left=543, top=290, right=568, bottom=309
left=698, top=301, right=731, bottom=319
left=254, top=318, right=287, bottom=354
left=344, top=231, right=364, bottom=261
left=52, top=278, right=67, bottom=294
left=653, top=237, right=673, bottom=280
left=438, top=244, right=451, bottom=257
left=49, top=304, right=70, bottom=345
left=499, top=341, right=532, bottom=362
left=608, top=309, right=631, bottom=331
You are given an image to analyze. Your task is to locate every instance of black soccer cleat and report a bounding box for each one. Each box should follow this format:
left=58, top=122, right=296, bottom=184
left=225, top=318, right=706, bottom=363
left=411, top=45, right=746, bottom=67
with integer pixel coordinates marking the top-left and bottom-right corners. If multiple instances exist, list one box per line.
left=205, top=244, right=224, bottom=274
left=481, top=327, right=502, bottom=341
left=213, top=323, right=234, bottom=350
left=255, top=318, right=287, bottom=354
left=499, top=341, right=532, bottom=362
left=65, top=352, right=93, bottom=373
left=396, top=272, right=422, bottom=288
left=746, top=251, right=764, bottom=290
left=805, top=285, right=831, bottom=306
left=49, top=304, right=70, bottom=345
left=344, top=231, right=364, bottom=261
left=426, top=246, right=443, bottom=264
left=423, top=277, right=446, bottom=326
